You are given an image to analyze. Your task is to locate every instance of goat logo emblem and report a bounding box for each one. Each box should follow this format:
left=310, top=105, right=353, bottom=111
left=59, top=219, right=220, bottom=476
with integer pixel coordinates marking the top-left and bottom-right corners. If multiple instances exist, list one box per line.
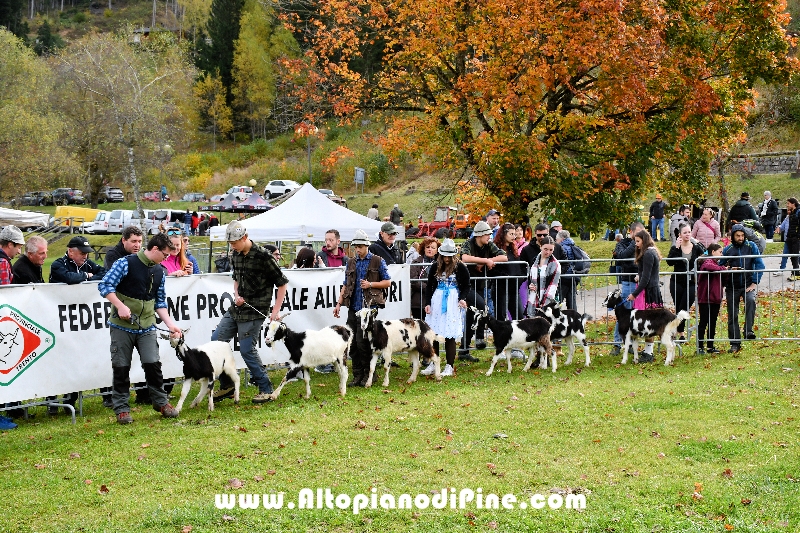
left=0, top=305, right=55, bottom=386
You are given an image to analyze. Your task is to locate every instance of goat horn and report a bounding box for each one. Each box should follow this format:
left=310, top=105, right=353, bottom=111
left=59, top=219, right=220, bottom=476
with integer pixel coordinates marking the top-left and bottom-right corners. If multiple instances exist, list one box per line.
left=183, top=326, right=191, bottom=334
left=277, top=312, right=292, bottom=321
left=159, top=333, right=170, bottom=340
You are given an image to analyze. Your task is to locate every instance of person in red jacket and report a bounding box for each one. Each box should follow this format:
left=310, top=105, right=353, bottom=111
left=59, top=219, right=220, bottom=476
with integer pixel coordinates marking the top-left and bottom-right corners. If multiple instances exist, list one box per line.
left=696, top=243, right=725, bottom=354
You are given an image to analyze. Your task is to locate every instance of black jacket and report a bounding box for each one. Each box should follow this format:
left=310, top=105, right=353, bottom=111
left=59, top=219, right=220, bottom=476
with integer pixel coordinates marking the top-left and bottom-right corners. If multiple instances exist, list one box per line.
left=424, top=260, right=471, bottom=306
left=758, top=198, right=779, bottom=226
left=520, top=241, right=565, bottom=266
left=50, top=254, right=107, bottom=284
left=369, top=237, right=401, bottom=265
left=104, top=240, right=130, bottom=269
left=612, top=237, right=637, bottom=282
left=650, top=200, right=666, bottom=219
left=728, top=200, right=758, bottom=224
left=12, top=254, right=44, bottom=284
left=786, top=210, right=800, bottom=241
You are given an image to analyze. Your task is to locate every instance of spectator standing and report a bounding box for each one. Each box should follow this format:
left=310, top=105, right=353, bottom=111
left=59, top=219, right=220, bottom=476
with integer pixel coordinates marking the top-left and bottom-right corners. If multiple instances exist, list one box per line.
left=410, top=237, right=438, bottom=320
left=191, top=212, right=199, bottom=236
left=423, top=238, right=469, bottom=378
left=0, top=225, right=25, bottom=285
left=609, top=221, right=644, bottom=356
left=11, top=235, right=47, bottom=284
left=160, top=184, right=168, bottom=201
left=696, top=243, right=725, bottom=354
left=758, top=191, right=779, bottom=242
left=369, top=222, right=402, bottom=264
left=691, top=208, right=721, bottom=248
left=719, top=224, right=765, bottom=353
left=198, top=215, right=209, bottom=236
left=317, top=229, right=349, bottom=268
left=668, top=204, right=693, bottom=246
left=514, top=224, right=529, bottom=256
left=405, top=242, right=421, bottom=264
left=212, top=221, right=289, bottom=403
left=49, top=236, right=107, bottom=284
left=162, top=230, right=194, bottom=277
left=774, top=212, right=791, bottom=276
left=390, top=204, right=404, bottom=225
left=183, top=210, right=192, bottom=235
left=521, top=223, right=566, bottom=266
left=625, top=230, right=663, bottom=363
left=784, top=197, right=800, bottom=281
left=527, top=236, right=561, bottom=310
left=460, top=220, right=508, bottom=361
left=98, top=233, right=182, bottom=424
left=208, top=214, right=219, bottom=229
left=183, top=235, right=201, bottom=274
left=555, top=229, right=581, bottom=311
left=727, top=192, right=758, bottom=225
left=333, top=229, right=392, bottom=387
left=293, top=247, right=321, bottom=268
left=666, top=222, right=705, bottom=339
left=367, top=204, right=379, bottom=220
left=485, top=209, right=501, bottom=240
left=549, top=220, right=562, bottom=241
left=649, top=194, right=668, bottom=241
left=493, top=222, right=524, bottom=320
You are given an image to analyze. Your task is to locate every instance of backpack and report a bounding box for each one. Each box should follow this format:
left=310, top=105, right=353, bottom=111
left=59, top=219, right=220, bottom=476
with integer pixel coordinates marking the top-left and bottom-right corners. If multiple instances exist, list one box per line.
left=567, top=244, right=591, bottom=274
left=740, top=225, right=766, bottom=253
left=741, top=218, right=766, bottom=234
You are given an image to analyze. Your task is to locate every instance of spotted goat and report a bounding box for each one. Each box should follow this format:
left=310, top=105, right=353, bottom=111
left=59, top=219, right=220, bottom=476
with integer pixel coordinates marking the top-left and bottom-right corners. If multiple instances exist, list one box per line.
left=356, top=308, right=445, bottom=387
left=534, top=301, right=592, bottom=368
left=470, top=307, right=554, bottom=375
left=602, top=289, right=690, bottom=366
left=264, top=313, right=352, bottom=399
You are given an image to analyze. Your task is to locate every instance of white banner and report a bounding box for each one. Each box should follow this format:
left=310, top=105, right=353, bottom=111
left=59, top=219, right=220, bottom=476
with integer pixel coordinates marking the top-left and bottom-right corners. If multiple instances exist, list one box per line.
left=0, top=265, right=409, bottom=403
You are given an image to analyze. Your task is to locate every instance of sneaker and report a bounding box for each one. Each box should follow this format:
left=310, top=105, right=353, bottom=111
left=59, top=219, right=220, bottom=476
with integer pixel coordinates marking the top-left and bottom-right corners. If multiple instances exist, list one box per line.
left=0, top=415, right=18, bottom=430
left=457, top=350, right=479, bottom=363
left=102, top=398, right=114, bottom=409
left=252, top=392, right=274, bottom=404
left=420, top=362, right=437, bottom=376
left=745, top=333, right=756, bottom=340
left=789, top=275, right=798, bottom=282
left=155, top=403, right=179, bottom=418
left=441, top=364, right=454, bottom=377
left=729, top=345, right=741, bottom=353
left=609, top=345, right=621, bottom=356
left=475, top=339, right=487, bottom=350
left=116, top=412, right=133, bottom=425
left=707, top=348, right=721, bottom=354
left=314, top=364, right=335, bottom=374
left=773, top=272, right=781, bottom=276
left=697, top=347, right=705, bottom=355
left=510, top=349, right=526, bottom=360
left=213, top=387, right=235, bottom=403
left=638, top=352, right=655, bottom=363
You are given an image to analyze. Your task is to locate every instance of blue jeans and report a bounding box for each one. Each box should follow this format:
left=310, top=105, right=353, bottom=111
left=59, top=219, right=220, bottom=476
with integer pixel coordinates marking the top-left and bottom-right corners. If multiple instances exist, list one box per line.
left=651, top=218, right=665, bottom=240
left=213, top=311, right=271, bottom=394
left=184, top=222, right=192, bottom=235
left=780, top=241, right=789, bottom=269
left=613, top=281, right=636, bottom=346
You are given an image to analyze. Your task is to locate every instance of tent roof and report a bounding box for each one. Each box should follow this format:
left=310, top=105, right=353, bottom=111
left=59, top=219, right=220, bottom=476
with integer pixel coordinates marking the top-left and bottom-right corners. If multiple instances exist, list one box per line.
left=209, top=183, right=397, bottom=242
left=0, top=207, right=50, bottom=230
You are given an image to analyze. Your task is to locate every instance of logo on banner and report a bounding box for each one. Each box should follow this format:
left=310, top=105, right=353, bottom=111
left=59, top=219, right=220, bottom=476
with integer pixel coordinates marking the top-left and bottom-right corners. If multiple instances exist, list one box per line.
left=0, top=304, right=55, bottom=386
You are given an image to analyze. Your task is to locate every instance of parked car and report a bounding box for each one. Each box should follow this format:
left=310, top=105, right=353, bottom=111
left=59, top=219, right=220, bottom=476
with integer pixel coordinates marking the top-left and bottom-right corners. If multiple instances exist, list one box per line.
left=107, top=209, right=136, bottom=234
left=12, top=191, right=52, bottom=207
left=182, top=192, right=207, bottom=202
left=86, top=186, right=125, bottom=204
left=81, top=210, right=112, bottom=234
left=209, top=194, right=225, bottom=202
left=221, top=186, right=253, bottom=201
left=51, top=188, right=85, bottom=205
left=142, top=191, right=170, bottom=202
left=263, top=180, right=301, bottom=198
left=318, top=188, right=347, bottom=208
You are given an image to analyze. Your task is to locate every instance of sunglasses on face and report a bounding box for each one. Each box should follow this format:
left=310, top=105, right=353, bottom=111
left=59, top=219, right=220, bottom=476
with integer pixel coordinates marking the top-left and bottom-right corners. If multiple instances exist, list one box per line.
left=536, top=233, right=548, bottom=238
left=166, top=229, right=182, bottom=236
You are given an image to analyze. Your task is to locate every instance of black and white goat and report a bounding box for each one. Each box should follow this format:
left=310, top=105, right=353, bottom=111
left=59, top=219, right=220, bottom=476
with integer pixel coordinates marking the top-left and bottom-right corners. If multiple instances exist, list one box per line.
left=534, top=301, right=592, bottom=368
left=356, top=308, right=444, bottom=387
left=602, top=289, right=690, bottom=366
left=470, top=307, right=554, bottom=375
left=264, top=313, right=352, bottom=399
left=162, top=328, right=240, bottom=412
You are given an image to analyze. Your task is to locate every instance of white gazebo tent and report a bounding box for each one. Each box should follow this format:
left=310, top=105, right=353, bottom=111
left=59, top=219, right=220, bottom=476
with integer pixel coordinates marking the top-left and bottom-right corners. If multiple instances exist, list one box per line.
left=209, top=183, right=402, bottom=242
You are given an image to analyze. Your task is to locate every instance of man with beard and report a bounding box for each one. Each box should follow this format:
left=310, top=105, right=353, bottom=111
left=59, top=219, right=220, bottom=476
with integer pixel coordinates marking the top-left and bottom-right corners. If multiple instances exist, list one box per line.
left=719, top=224, right=765, bottom=353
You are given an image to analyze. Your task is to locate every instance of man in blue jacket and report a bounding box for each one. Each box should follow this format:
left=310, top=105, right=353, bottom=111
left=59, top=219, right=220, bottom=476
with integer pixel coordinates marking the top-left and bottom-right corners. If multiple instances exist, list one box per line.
left=720, top=224, right=765, bottom=353
left=49, top=236, right=107, bottom=284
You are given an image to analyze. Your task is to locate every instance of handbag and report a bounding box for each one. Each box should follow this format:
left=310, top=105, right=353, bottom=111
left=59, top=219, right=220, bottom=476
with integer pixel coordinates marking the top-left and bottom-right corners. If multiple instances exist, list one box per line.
left=633, top=291, right=646, bottom=310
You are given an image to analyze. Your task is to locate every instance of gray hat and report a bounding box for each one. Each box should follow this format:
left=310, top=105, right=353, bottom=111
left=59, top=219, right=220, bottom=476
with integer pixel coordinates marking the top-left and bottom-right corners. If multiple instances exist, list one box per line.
left=351, top=229, right=371, bottom=245
left=438, top=238, right=458, bottom=256
left=473, top=220, right=492, bottom=236
left=380, top=222, right=398, bottom=234
left=225, top=221, right=247, bottom=241
left=66, top=236, right=93, bottom=253
left=550, top=221, right=562, bottom=229
left=0, top=225, right=25, bottom=245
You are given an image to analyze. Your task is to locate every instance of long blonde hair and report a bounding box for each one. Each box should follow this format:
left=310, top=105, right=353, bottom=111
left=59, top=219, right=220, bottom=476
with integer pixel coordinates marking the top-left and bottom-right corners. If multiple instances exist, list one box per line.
left=170, top=235, right=189, bottom=271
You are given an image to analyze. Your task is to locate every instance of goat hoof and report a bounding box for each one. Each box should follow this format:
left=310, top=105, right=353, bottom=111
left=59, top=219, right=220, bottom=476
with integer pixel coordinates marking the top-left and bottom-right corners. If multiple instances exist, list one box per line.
left=485, top=371, right=493, bottom=377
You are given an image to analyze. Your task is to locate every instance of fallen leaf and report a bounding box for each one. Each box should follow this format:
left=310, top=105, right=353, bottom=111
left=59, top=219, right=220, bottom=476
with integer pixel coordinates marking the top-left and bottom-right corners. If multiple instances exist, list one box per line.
left=181, top=526, right=193, bottom=533
left=98, top=484, right=109, bottom=494
left=493, top=433, right=508, bottom=439
left=488, top=521, right=498, bottom=529
left=410, top=453, right=418, bottom=458
left=464, top=511, right=476, bottom=519
left=137, top=455, right=146, bottom=461
left=222, top=515, right=235, bottom=521
left=267, top=469, right=276, bottom=475
left=657, top=452, right=666, bottom=459
left=141, top=443, right=150, bottom=448
left=69, top=452, right=80, bottom=459
left=34, top=464, right=46, bottom=470
left=692, top=492, right=703, bottom=501
left=239, top=427, right=248, bottom=433
left=227, top=478, right=243, bottom=489
left=741, top=498, right=751, bottom=505
left=486, top=463, right=496, bottom=470
left=355, top=420, right=367, bottom=429
left=722, top=468, right=733, bottom=478
left=84, top=479, right=92, bottom=484
left=695, top=482, right=703, bottom=492
left=96, top=430, right=104, bottom=435
left=724, top=525, right=734, bottom=531
left=254, top=475, right=264, bottom=482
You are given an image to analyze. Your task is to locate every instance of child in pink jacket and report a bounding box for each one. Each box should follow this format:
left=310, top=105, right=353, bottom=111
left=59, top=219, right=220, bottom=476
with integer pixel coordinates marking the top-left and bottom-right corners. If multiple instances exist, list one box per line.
left=696, top=243, right=725, bottom=354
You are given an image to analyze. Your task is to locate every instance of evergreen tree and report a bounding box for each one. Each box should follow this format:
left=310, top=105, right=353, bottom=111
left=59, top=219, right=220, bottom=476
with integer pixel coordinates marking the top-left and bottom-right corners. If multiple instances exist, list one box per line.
left=196, top=0, right=244, bottom=104
left=0, top=0, right=28, bottom=40
left=33, top=20, right=64, bottom=56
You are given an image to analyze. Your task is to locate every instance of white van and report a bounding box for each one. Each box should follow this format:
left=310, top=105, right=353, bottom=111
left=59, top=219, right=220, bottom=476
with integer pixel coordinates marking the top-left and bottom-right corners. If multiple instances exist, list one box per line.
left=82, top=210, right=112, bottom=234
left=107, top=209, right=136, bottom=234
left=131, top=209, right=158, bottom=234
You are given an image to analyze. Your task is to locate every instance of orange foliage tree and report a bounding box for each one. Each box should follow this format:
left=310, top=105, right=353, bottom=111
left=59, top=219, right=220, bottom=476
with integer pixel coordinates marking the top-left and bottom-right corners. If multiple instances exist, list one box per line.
left=281, top=0, right=797, bottom=229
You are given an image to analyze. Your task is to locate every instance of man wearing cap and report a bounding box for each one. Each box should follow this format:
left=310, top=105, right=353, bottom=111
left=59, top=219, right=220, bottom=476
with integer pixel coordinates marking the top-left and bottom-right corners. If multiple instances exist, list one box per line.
left=548, top=220, right=562, bottom=241
left=12, top=235, right=47, bottom=285
left=390, top=204, right=404, bottom=225
left=719, top=224, right=765, bottom=353
left=212, top=221, right=288, bottom=404
left=370, top=222, right=402, bottom=265
left=49, top=236, right=107, bottom=284
left=649, top=194, right=668, bottom=241
left=728, top=192, right=758, bottom=226
left=334, top=229, right=391, bottom=387
left=460, top=220, right=508, bottom=361
left=0, top=225, right=26, bottom=285
left=98, top=233, right=183, bottom=424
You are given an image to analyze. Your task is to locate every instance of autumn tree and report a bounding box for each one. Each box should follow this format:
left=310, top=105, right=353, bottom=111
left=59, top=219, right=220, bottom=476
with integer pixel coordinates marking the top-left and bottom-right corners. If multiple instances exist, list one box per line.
left=0, top=28, right=77, bottom=199
left=55, top=30, right=196, bottom=217
left=194, top=72, right=233, bottom=149
left=287, top=0, right=797, bottom=228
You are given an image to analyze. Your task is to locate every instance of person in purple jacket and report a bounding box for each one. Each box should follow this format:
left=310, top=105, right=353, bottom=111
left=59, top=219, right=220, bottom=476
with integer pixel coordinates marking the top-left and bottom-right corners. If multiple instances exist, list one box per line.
left=696, top=244, right=725, bottom=354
